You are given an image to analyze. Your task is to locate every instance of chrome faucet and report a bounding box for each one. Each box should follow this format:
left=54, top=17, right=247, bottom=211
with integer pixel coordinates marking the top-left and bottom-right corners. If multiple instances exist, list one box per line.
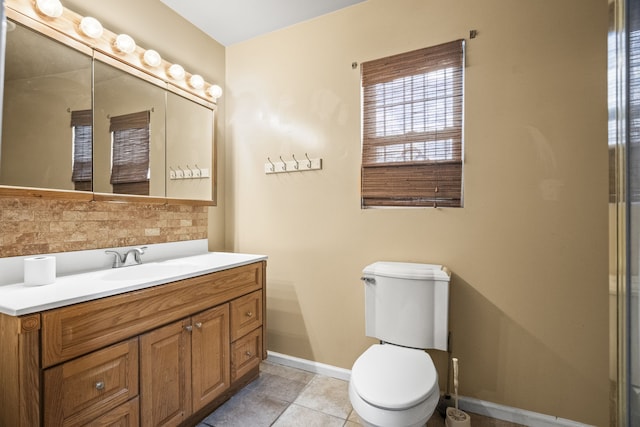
left=105, top=246, right=148, bottom=268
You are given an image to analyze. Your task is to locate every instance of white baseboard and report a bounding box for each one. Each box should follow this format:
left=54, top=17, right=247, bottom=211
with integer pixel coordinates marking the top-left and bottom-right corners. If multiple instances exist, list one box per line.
left=266, top=351, right=351, bottom=381
left=457, top=396, right=593, bottom=427
left=266, top=351, right=592, bottom=427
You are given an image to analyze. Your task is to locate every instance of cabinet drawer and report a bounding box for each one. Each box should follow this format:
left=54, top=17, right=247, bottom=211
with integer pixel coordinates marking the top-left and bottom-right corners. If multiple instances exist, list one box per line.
left=85, top=397, right=139, bottom=427
left=44, top=338, right=138, bottom=427
left=230, top=290, right=263, bottom=342
left=231, top=327, right=262, bottom=381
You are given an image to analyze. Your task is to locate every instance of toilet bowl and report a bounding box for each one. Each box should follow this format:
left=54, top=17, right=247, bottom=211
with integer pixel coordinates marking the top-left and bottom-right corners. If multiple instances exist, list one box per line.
left=349, top=344, right=439, bottom=427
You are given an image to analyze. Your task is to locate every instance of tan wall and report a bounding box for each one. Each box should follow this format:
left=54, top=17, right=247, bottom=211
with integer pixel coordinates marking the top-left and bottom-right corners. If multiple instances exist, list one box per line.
left=63, top=0, right=227, bottom=249
left=226, top=0, right=609, bottom=424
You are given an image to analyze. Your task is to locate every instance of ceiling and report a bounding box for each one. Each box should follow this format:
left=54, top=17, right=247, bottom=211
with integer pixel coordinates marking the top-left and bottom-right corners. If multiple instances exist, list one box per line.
left=159, top=0, right=366, bottom=46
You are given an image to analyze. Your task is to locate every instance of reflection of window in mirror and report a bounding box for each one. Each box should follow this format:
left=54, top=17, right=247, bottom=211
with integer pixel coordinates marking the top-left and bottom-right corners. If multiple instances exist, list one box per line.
left=109, top=111, right=150, bottom=195
left=71, top=110, right=93, bottom=192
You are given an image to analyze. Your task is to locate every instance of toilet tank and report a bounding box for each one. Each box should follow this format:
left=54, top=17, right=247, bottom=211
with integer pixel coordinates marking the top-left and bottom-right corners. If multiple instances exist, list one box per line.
left=362, top=262, right=451, bottom=351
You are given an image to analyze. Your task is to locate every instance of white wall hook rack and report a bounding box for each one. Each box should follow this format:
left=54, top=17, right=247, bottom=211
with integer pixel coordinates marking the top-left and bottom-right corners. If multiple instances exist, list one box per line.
left=265, top=154, right=322, bottom=174
left=169, top=164, right=210, bottom=180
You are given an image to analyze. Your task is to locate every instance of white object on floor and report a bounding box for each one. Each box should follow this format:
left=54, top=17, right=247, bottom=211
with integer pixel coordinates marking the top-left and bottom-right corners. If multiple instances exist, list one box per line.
left=445, top=358, right=470, bottom=427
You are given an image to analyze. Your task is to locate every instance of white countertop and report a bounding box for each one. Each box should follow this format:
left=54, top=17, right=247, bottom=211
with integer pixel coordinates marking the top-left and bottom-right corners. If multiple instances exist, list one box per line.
left=0, top=252, right=267, bottom=316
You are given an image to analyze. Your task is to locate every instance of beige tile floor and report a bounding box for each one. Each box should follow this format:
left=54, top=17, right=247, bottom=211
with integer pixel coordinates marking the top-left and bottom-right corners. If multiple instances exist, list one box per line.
left=197, top=360, right=524, bottom=427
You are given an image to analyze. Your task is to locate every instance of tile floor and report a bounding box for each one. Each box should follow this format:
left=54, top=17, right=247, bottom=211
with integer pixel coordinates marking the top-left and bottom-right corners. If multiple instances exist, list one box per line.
left=197, top=360, right=525, bottom=427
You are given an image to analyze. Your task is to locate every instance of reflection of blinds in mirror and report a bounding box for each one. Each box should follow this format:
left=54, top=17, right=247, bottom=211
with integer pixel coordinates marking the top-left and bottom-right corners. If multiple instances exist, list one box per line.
left=71, top=110, right=92, bottom=192
left=110, top=111, right=150, bottom=195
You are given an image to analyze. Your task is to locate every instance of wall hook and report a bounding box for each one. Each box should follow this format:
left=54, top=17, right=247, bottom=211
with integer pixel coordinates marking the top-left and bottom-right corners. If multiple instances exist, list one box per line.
left=264, top=153, right=322, bottom=174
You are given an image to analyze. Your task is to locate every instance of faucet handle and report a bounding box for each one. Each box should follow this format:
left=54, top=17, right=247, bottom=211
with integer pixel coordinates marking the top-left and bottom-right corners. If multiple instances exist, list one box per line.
left=128, top=246, right=147, bottom=264
left=105, top=250, right=123, bottom=268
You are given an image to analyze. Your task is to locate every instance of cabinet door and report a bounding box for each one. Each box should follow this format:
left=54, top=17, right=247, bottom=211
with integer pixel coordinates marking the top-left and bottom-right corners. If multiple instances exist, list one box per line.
left=140, top=319, right=192, bottom=427
left=191, top=304, right=230, bottom=413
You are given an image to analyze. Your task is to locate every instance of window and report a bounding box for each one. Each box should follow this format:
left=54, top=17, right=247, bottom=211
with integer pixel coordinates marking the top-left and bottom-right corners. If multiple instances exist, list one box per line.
left=361, top=40, right=465, bottom=208
left=71, top=109, right=92, bottom=192
left=109, top=111, right=151, bottom=195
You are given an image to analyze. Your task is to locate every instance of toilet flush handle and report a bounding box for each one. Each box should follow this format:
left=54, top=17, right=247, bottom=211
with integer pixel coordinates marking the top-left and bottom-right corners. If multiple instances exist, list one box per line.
left=360, top=276, right=376, bottom=285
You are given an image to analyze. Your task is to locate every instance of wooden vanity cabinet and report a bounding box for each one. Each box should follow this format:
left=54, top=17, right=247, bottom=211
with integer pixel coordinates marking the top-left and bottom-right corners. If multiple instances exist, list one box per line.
left=0, top=261, right=266, bottom=427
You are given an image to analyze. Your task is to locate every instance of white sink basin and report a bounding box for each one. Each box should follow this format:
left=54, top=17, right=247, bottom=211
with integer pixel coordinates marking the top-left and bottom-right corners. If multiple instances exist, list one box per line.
left=97, top=262, right=193, bottom=281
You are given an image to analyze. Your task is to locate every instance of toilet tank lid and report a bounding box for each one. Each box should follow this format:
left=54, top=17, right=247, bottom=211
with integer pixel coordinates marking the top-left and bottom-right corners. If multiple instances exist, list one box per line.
left=363, top=262, right=451, bottom=281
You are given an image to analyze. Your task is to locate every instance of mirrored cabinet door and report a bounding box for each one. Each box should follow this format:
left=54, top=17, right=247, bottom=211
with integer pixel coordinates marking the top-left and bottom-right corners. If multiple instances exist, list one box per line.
left=93, top=58, right=167, bottom=197
left=166, top=91, right=214, bottom=201
left=1, top=19, right=92, bottom=191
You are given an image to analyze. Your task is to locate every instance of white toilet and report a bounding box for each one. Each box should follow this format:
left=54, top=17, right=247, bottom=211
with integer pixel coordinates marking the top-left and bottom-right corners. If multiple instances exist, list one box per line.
left=349, top=262, right=451, bottom=427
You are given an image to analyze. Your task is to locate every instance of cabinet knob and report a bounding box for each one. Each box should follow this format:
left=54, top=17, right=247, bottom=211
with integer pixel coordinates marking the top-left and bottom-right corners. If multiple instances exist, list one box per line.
left=195, top=322, right=203, bottom=329
left=95, top=381, right=105, bottom=391
left=246, top=311, right=253, bottom=317
left=245, top=351, right=252, bottom=357
left=185, top=325, right=193, bottom=332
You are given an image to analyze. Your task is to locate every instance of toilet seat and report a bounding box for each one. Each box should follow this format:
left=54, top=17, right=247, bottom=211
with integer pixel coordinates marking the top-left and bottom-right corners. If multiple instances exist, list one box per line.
left=351, top=344, right=438, bottom=410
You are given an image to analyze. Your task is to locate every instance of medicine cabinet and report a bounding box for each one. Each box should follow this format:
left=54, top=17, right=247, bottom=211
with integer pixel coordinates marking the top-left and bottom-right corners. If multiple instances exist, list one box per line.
left=0, top=0, right=217, bottom=204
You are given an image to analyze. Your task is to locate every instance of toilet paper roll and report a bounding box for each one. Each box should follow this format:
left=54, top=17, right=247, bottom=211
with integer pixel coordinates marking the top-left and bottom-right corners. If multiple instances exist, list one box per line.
left=23, top=256, right=56, bottom=286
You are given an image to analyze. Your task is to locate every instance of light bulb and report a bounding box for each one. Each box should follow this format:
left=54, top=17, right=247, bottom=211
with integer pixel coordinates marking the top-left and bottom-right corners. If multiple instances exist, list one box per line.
left=79, top=17, right=103, bottom=38
left=36, top=0, right=63, bottom=18
left=189, top=74, right=205, bottom=89
left=143, top=49, right=162, bottom=67
left=168, top=64, right=185, bottom=80
left=207, top=85, right=223, bottom=100
left=114, top=34, right=136, bottom=54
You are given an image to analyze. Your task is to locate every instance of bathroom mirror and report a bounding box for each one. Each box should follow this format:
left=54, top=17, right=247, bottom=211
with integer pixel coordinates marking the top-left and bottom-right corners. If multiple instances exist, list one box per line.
left=0, top=19, right=92, bottom=191
left=0, top=12, right=216, bottom=203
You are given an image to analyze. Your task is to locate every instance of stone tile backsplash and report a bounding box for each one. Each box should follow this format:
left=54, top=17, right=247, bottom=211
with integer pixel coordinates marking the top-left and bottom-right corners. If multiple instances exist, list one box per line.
left=0, top=196, right=208, bottom=257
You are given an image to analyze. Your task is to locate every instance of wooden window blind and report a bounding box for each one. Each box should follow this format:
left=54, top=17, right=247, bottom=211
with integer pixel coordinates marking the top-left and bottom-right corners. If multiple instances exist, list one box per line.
left=110, top=111, right=150, bottom=195
left=361, top=39, right=465, bottom=208
left=70, top=109, right=92, bottom=192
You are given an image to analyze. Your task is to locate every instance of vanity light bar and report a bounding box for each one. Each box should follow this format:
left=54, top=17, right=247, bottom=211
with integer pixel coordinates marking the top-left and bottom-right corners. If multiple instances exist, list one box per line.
left=13, top=0, right=223, bottom=103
